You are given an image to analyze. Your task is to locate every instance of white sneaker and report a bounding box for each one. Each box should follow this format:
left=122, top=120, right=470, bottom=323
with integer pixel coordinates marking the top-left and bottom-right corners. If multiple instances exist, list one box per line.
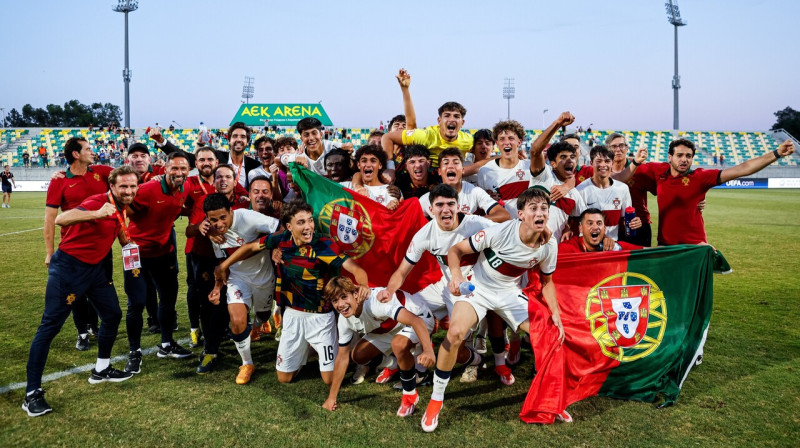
left=556, top=410, right=573, bottom=423
left=350, top=364, right=368, bottom=384
left=460, top=365, right=478, bottom=383
left=474, top=336, right=487, bottom=354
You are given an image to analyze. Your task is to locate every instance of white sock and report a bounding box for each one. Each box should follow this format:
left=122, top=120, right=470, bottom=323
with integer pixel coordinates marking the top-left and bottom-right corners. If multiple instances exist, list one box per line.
left=95, top=358, right=110, bottom=371
left=494, top=353, right=506, bottom=367
left=378, top=354, right=398, bottom=370
left=236, top=335, right=253, bottom=365
left=162, top=342, right=171, bottom=348
left=431, top=370, right=451, bottom=401
left=79, top=333, right=88, bottom=339
left=191, top=327, right=199, bottom=333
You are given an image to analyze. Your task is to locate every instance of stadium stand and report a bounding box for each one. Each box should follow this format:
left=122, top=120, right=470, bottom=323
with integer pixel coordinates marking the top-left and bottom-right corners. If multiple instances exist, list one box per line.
left=2, top=127, right=797, bottom=168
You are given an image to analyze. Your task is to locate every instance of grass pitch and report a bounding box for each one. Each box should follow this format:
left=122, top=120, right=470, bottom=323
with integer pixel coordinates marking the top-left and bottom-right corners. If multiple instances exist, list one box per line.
left=0, top=190, right=799, bottom=447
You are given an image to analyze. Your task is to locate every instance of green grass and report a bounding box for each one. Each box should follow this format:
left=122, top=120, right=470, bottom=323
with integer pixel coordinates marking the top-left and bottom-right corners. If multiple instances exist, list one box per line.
left=1, top=190, right=799, bottom=447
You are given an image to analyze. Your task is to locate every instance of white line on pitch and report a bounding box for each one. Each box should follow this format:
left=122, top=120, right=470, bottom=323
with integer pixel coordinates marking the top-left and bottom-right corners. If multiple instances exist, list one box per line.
left=0, top=227, right=43, bottom=237
left=0, top=338, right=191, bottom=394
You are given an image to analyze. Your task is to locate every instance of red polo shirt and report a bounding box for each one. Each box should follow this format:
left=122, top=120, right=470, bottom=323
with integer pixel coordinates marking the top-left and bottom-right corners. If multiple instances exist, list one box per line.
left=559, top=235, right=642, bottom=254
left=46, top=164, right=113, bottom=238
left=59, top=193, right=123, bottom=264
left=638, top=164, right=721, bottom=245
left=138, top=164, right=166, bottom=184
left=128, top=177, right=189, bottom=258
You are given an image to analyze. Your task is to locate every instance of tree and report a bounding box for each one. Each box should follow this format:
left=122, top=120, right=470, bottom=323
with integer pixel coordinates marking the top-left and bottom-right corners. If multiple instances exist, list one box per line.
left=771, top=107, right=800, bottom=140
left=6, top=108, right=24, bottom=127
left=4, top=100, right=122, bottom=127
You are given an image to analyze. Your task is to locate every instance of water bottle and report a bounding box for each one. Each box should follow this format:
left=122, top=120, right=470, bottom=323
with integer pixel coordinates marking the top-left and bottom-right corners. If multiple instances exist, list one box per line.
left=459, top=282, right=475, bottom=296
left=280, top=153, right=298, bottom=166
left=624, top=207, right=637, bottom=237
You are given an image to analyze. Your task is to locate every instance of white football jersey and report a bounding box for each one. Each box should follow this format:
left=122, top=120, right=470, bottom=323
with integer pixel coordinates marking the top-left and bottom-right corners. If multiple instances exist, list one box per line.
left=340, top=181, right=398, bottom=207
left=305, top=140, right=340, bottom=176
left=476, top=159, right=531, bottom=216
left=405, top=214, right=495, bottom=282
left=469, top=220, right=558, bottom=292
left=529, top=164, right=586, bottom=241
left=212, top=209, right=280, bottom=285
left=576, top=178, right=632, bottom=239
left=337, top=288, right=432, bottom=345
left=418, top=181, right=500, bottom=218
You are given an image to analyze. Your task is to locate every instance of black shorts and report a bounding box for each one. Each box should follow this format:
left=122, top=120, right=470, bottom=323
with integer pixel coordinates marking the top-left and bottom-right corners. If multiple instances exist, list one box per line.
left=2, top=185, right=11, bottom=193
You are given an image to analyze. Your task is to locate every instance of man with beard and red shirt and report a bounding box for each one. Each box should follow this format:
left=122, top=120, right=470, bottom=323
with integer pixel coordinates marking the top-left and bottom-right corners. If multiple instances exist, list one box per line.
left=123, top=152, right=193, bottom=374
left=45, top=137, right=112, bottom=352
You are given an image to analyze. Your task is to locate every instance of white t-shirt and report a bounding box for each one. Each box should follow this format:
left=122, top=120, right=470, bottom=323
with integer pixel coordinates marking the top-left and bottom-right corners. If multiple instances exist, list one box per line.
left=246, top=166, right=273, bottom=184
left=576, top=178, right=632, bottom=240
left=405, top=214, right=495, bottom=282
left=304, top=140, right=340, bottom=176
left=477, top=159, right=531, bottom=216
left=337, top=287, right=431, bottom=345
left=340, top=181, right=398, bottom=207
left=529, top=164, right=586, bottom=241
left=418, top=181, right=500, bottom=218
left=212, top=209, right=280, bottom=285
left=469, top=220, right=558, bottom=292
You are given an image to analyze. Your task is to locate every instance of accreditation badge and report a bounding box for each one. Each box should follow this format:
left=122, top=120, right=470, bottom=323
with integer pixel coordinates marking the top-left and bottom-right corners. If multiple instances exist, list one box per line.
left=122, top=243, right=142, bottom=271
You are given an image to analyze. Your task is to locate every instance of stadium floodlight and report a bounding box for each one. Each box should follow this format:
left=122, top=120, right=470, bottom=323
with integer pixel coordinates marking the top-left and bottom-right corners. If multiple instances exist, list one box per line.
left=542, top=109, right=549, bottom=130
left=113, top=0, right=138, bottom=129
left=242, top=76, right=255, bottom=104
left=0, top=108, right=5, bottom=129
left=665, top=0, right=687, bottom=131
left=503, top=78, right=515, bottom=120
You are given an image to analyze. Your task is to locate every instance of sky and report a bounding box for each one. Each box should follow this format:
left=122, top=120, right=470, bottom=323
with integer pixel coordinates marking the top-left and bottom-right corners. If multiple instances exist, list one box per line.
left=1, top=0, right=798, bottom=131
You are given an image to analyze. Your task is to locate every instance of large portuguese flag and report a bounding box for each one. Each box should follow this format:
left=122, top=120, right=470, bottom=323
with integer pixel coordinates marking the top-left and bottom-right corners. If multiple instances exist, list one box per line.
left=289, top=164, right=442, bottom=293
left=520, top=245, right=714, bottom=424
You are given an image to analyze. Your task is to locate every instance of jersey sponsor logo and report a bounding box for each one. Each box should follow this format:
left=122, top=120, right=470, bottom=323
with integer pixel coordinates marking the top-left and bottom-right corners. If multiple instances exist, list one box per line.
left=586, top=273, right=666, bottom=362
left=69, top=183, right=78, bottom=188
left=66, top=293, right=76, bottom=306
left=318, top=199, right=375, bottom=259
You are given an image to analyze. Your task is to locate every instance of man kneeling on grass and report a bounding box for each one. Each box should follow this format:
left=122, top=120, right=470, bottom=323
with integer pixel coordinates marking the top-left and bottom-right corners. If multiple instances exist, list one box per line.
left=322, top=277, right=436, bottom=417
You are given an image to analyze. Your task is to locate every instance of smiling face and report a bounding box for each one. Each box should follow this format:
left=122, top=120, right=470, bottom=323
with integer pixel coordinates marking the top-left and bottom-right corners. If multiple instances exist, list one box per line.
left=579, top=212, right=606, bottom=250
left=430, top=195, right=460, bottom=231
left=518, top=197, right=549, bottom=233
left=165, top=157, right=190, bottom=189
left=330, top=290, right=360, bottom=318
left=472, top=138, right=494, bottom=161
left=287, top=210, right=315, bottom=245
left=109, top=173, right=139, bottom=205
left=496, top=130, right=521, bottom=162
left=228, top=128, right=249, bottom=155
left=438, top=155, right=463, bottom=187
left=249, top=179, right=272, bottom=213
left=358, top=153, right=382, bottom=185
left=256, top=141, right=275, bottom=168
left=127, top=151, right=150, bottom=174
left=406, top=155, right=430, bottom=183
left=196, top=149, right=218, bottom=180
left=591, top=154, right=613, bottom=180
left=206, top=207, right=234, bottom=234
left=300, top=128, right=324, bottom=156
left=437, top=110, right=465, bottom=142
left=608, top=137, right=629, bottom=162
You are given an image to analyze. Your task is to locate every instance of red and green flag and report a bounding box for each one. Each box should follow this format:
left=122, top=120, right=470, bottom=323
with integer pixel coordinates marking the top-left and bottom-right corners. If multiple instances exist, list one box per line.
left=289, top=164, right=442, bottom=293
left=520, top=245, right=714, bottom=424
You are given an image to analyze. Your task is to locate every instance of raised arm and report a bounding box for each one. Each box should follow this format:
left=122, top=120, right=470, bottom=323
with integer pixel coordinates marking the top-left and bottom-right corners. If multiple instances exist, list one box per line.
left=612, top=147, right=648, bottom=183
left=396, top=69, right=416, bottom=130
left=55, top=203, right=116, bottom=227
left=720, top=140, right=794, bottom=183
left=531, top=112, right=575, bottom=174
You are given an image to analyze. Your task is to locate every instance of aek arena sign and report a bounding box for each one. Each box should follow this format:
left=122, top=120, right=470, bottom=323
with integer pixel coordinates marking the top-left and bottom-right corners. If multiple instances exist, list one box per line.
left=230, top=103, right=333, bottom=127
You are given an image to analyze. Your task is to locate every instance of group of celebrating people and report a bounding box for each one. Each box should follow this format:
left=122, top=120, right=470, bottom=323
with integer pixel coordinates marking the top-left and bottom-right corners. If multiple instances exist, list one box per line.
left=22, top=70, right=795, bottom=433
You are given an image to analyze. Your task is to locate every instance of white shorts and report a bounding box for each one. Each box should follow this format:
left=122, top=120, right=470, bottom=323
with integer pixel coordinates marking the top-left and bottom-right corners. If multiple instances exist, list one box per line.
left=412, top=278, right=453, bottom=320
left=276, top=308, right=337, bottom=373
left=452, top=287, right=528, bottom=332
left=226, top=279, right=275, bottom=313
left=363, top=313, right=435, bottom=355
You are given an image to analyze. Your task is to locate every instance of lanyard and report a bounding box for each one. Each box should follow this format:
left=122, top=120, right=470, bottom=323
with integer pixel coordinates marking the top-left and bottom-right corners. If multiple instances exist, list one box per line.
left=107, top=192, right=129, bottom=240
left=199, top=177, right=210, bottom=195
left=233, top=161, right=243, bottom=185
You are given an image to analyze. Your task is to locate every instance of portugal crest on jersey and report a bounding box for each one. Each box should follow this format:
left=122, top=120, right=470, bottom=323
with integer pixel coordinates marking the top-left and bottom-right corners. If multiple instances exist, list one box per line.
left=586, top=272, right=666, bottom=362
left=318, top=199, right=375, bottom=259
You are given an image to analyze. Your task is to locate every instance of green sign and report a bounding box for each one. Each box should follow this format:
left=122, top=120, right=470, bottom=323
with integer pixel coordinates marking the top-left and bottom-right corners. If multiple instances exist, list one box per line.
left=230, top=103, right=333, bottom=127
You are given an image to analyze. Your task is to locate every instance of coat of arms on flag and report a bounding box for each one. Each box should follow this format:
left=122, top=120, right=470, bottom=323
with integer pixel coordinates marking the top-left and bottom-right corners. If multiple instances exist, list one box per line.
left=318, top=199, right=375, bottom=259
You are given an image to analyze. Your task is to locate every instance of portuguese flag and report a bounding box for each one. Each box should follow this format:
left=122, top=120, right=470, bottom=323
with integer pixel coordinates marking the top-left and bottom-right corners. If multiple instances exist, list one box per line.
left=289, top=164, right=442, bottom=293
left=520, top=245, right=714, bottom=424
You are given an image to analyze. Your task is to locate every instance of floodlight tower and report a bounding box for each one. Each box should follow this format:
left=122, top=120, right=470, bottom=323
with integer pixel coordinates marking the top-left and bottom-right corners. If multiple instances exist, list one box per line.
left=503, top=78, right=515, bottom=120
left=242, top=76, right=255, bottom=104
left=665, top=0, right=686, bottom=131
left=113, top=0, right=138, bottom=129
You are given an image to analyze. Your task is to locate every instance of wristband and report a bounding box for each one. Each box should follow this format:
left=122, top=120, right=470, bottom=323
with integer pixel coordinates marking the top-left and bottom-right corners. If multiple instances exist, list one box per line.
left=632, top=159, right=642, bottom=166
left=773, top=149, right=782, bottom=159
left=387, top=161, right=396, bottom=170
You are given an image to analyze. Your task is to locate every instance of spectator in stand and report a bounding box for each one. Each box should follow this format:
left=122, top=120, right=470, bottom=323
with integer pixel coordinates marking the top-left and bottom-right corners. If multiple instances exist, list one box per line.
left=23, top=151, right=30, bottom=168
